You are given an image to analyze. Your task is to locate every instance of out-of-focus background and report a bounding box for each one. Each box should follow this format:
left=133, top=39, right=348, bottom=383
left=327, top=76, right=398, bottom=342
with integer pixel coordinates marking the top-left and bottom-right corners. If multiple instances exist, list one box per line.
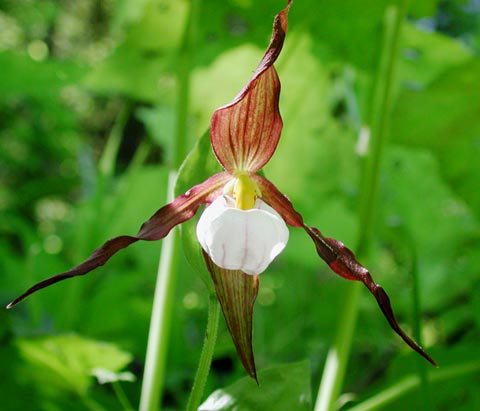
left=1, top=0, right=479, bottom=410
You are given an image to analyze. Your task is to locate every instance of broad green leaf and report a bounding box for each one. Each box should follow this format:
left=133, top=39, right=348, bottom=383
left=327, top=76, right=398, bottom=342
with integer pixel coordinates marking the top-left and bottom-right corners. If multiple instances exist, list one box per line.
left=16, top=334, right=132, bottom=396
left=199, top=361, right=311, bottom=411
left=408, top=0, right=439, bottom=18
left=378, top=146, right=478, bottom=309
left=292, top=0, right=387, bottom=70
left=398, top=22, right=472, bottom=88
left=391, top=59, right=480, bottom=218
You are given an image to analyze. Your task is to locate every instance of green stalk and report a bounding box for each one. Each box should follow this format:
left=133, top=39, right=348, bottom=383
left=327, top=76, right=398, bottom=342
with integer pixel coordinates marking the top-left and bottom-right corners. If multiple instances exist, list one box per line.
left=139, top=180, right=179, bottom=411
left=186, top=294, right=221, bottom=411
left=138, top=1, right=199, bottom=410
left=314, top=2, right=409, bottom=410
left=314, top=282, right=362, bottom=411
left=174, top=0, right=200, bottom=168
left=408, top=238, right=433, bottom=411
left=112, top=380, right=135, bottom=411
left=98, top=103, right=130, bottom=183
left=80, top=394, right=109, bottom=411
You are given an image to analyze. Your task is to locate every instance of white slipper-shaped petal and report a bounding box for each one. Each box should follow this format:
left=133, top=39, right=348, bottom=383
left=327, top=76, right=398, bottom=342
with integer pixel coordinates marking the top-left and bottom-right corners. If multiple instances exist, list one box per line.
left=196, top=195, right=289, bottom=274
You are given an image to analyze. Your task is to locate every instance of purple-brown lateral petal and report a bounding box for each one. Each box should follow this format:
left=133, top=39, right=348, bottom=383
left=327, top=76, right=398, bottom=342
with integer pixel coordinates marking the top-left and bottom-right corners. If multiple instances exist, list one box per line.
left=210, top=1, right=291, bottom=174
left=252, top=174, right=303, bottom=227
left=203, top=252, right=259, bottom=381
left=305, top=227, right=437, bottom=367
left=7, top=172, right=230, bottom=309
left=256, top=176, right=436, bottom=366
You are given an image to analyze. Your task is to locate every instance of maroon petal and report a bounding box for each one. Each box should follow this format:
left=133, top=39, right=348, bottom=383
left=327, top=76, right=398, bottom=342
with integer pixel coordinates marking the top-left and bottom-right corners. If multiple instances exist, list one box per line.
left=203, top=252, right=259, bottom=381
left=7, top=172, right=231, bottom=309
left=210, top=1, right=291, bottom=174
left=258, top=176, right=437, bottom=366
left=252, top=174, right=303, bottom=227
left=305, top=227, right=437, bottom=366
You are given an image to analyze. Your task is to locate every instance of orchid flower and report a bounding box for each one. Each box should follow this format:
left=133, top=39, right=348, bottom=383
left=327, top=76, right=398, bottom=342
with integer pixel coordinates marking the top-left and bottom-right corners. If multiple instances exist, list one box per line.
left=7, top=0, right=436, bottom=379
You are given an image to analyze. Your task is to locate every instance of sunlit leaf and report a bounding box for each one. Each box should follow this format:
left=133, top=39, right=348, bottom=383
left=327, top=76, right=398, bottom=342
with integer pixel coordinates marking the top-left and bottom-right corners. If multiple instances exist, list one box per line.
left=16, top=334, right=132, bottom=396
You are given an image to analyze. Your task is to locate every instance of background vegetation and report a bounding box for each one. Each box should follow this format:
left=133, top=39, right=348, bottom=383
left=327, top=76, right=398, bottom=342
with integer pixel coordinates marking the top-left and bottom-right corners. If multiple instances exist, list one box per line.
left=1, top=0, right=479, bottom=410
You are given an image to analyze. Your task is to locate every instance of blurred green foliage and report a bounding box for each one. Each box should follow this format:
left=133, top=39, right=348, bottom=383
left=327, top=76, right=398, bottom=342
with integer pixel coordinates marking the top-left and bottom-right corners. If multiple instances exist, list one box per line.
left=1, top=0, right=479, bottom=410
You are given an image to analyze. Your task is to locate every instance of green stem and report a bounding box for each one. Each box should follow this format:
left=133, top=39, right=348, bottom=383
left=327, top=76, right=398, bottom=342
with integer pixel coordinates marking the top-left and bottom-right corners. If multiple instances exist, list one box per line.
left=80, top=393, right=109, bottom=411
left=174, top=0, right=200, bottom=169
left=98, top=103, right=130, bottom=182
left=314, top=282, right=362, bottom=411
left=186, top=294, right=221, bottom=411
left=112, top=381, right=135, bottom=411
left=408, top=238, right=433, bottom=411
left=358, top=3, right=407, bottom=251
left=138, top=1, right=198, bottom=409
left=314, top=2, right=408, bottom=410
left=138, top=171, right=180, bottom=411
left=346, top=361, right=480, bottom=411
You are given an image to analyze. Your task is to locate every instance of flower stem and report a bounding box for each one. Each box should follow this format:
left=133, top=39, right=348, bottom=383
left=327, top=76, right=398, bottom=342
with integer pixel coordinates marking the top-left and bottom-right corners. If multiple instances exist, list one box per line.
left=138, top=1, right=198, bottom=409
left=314, top=2, right=409, bottom=410
left=186, top=294, right=221, bottom=411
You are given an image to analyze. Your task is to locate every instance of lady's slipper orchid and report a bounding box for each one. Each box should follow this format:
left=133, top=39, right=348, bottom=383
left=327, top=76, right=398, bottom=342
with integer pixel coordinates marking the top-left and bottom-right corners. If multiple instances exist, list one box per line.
left=7, top=0, right=436, bottom=379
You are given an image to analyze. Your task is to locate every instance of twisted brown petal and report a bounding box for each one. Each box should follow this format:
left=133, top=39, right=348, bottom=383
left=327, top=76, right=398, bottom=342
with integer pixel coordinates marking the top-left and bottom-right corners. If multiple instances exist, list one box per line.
left=210, top=0, right=291, bottom=173
left=7, top=172, right=230, bottom=309
left=203, top=252, right=259, bottom=381
left=257, top=175, right=437, bottom=366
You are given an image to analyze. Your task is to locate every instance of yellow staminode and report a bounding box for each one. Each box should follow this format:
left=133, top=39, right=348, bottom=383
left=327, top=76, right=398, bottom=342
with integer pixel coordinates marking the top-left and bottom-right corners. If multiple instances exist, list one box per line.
left=232, top=174, right=259, bottom=210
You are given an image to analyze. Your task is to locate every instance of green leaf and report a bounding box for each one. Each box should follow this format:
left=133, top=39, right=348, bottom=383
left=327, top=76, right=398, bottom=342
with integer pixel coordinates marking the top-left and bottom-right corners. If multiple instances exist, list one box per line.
left=175, top=130, right=223, bottom=290
left=379, top=146, right=478, bottom=309
left=16, top=334, right=133, bottom=396
left=199, top=361, right=311, bottom=411
left=391, top=58, right=480, bottom=218
left=398, top=22, right=473, bottom=88
left=293, top=0, right=387, bottom=70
